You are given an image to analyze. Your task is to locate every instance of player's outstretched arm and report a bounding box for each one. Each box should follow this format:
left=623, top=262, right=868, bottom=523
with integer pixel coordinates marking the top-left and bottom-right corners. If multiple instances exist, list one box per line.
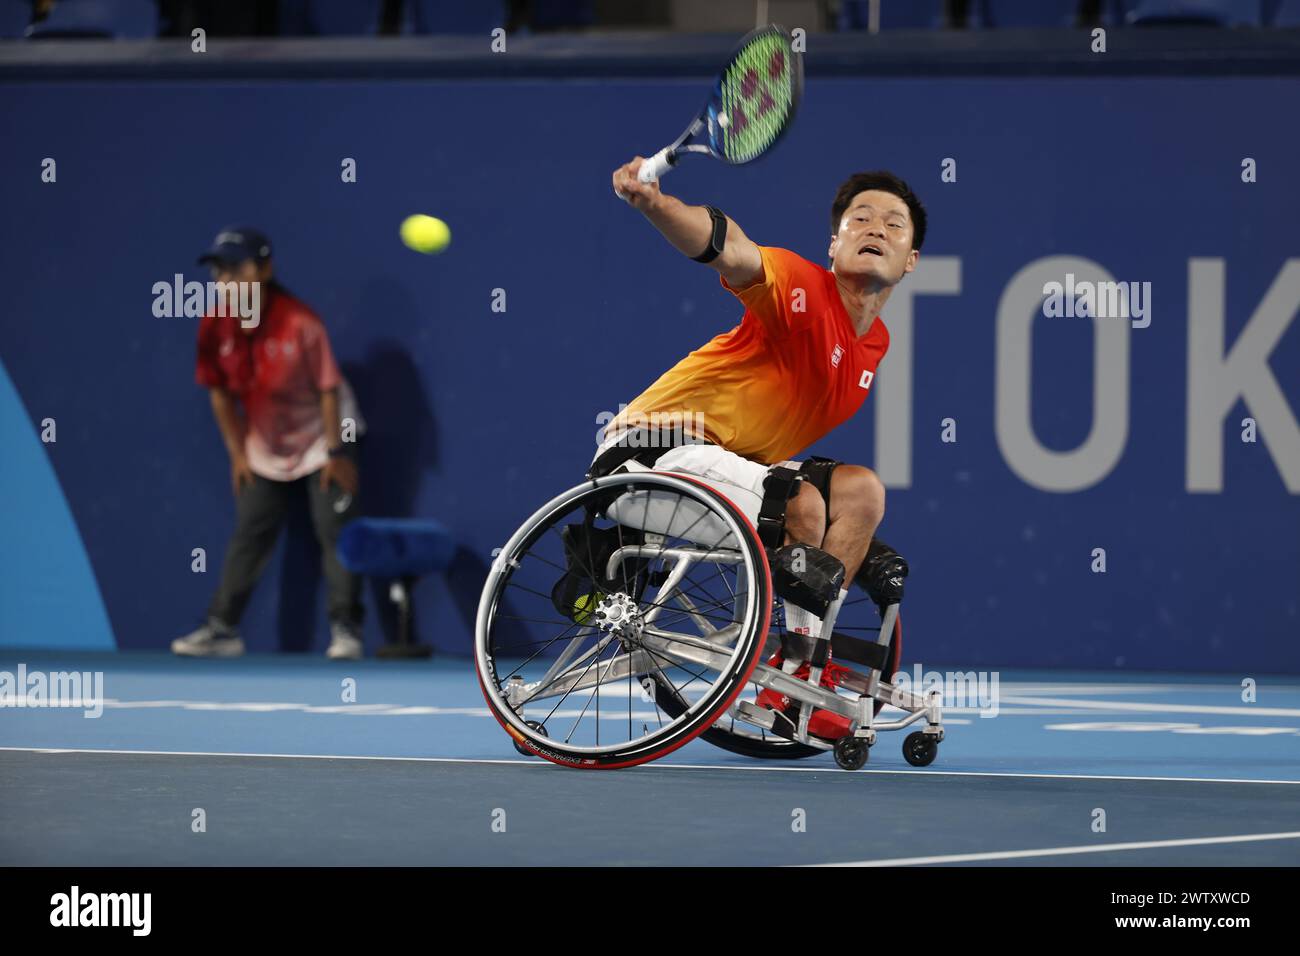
left=612, top=156, right=763, bottom=290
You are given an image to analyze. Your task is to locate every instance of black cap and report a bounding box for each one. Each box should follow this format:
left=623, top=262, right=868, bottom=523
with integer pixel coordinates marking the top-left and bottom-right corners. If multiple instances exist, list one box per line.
left=198, top=227, right=272, bottom=266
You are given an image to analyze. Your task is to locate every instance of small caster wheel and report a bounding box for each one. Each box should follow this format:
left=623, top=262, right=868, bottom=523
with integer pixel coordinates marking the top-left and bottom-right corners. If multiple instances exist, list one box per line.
left=903, top=730, right=938, bottom=767
left=513, top=720, right=548, bottom=757
left=833, top=735, right=870, bottom=770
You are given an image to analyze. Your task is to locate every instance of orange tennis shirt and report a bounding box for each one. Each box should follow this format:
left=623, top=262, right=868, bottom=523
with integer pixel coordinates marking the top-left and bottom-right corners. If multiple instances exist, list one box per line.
left=608, top=246, right=889, bottom=465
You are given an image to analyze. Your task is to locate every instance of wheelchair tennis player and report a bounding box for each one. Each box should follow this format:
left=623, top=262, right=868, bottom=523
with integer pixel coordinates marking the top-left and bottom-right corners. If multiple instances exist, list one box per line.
left=598, top=158, right=926, bottom=741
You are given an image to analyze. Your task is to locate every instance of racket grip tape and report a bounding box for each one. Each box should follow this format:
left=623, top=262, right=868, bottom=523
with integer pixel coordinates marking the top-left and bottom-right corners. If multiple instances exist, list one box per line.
left=638, top=148, right=677, bottom=184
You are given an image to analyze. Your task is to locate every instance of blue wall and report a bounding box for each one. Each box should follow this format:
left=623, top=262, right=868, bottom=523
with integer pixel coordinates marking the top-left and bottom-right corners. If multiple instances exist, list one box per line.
left=1, top=74, right=1297, bottom=670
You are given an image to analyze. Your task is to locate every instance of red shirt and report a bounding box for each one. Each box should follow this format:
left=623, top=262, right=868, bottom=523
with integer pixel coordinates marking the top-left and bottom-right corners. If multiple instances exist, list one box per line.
left=610, top=246, right=889, bottom=464
left=196, top=286, right=359, bottom=480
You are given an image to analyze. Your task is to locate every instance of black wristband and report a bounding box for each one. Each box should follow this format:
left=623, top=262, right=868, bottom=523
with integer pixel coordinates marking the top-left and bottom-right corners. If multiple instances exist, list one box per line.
left=691, top=205, right=728, bottom=263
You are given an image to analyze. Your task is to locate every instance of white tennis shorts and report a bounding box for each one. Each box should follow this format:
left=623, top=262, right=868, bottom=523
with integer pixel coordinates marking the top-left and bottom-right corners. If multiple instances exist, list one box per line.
left=591, top=430, right=795, bottom=531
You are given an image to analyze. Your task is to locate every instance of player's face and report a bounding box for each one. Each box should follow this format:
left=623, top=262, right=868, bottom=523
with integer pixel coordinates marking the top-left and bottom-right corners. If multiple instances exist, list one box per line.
left=829, top=190, right=919, bottom=285
left=209, top=259, right=270, bottom=331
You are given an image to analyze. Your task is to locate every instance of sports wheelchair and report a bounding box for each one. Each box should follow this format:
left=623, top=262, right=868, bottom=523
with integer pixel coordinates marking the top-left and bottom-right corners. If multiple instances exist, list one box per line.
left=475, top=468, right=944, bottom=770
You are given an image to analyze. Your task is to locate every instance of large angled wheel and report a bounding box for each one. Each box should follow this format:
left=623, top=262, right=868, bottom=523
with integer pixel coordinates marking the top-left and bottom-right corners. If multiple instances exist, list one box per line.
left=476, top=472, right=771, bottom=769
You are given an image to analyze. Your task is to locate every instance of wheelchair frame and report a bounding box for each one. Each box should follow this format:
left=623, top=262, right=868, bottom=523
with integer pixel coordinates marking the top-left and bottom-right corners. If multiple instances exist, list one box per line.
left=479, top=471, right=946, bottom=770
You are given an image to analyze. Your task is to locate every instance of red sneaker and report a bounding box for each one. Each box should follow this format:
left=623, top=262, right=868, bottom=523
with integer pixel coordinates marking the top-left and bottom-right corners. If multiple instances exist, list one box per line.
left=755, top=646, right=855, bottom=740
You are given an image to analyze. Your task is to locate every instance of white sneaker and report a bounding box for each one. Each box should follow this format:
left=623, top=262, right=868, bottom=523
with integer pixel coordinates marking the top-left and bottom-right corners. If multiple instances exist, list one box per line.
left=327, top=623, right=363, bottom=660
left=172, top=620, right=245, bottom=657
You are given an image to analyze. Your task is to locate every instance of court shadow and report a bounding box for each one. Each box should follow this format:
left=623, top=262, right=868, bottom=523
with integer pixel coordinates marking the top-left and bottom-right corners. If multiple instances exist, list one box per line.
left=274, top=274, right=438, bottom=651
left=444, top=544, right=530, bottom=655
left=342, top=334, right=438, bottom=648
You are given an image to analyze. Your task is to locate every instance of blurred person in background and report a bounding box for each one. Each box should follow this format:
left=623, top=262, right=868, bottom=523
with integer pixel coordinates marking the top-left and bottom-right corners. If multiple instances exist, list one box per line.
left=172, top=228, right=367, bottom=660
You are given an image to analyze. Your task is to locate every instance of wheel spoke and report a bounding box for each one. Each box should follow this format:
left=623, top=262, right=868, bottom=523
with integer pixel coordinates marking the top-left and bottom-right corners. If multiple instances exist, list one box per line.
left=478, top=472, right=770, bottom=764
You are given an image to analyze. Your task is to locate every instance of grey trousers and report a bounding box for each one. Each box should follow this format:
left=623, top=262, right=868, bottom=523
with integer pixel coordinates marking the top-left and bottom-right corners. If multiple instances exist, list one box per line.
left=207, top=467, right=362, bottom=628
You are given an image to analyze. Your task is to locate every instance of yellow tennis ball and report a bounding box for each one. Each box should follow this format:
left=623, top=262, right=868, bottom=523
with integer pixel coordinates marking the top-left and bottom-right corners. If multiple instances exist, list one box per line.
left=573, top=592, right=599, bottom=624
left=400, top=214, right=451, bottom=254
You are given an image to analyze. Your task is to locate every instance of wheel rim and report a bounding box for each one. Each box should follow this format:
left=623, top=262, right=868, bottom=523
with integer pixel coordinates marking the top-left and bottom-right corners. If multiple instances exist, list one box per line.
left=476, top=473, right=770, bottom=766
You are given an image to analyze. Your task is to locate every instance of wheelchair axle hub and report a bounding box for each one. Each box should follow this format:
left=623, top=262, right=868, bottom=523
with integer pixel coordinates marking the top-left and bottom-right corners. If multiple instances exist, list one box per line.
left=592, top=592, right=643, bottom=642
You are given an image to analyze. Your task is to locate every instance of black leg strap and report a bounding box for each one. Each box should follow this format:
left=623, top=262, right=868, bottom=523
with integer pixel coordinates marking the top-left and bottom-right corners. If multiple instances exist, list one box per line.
left=772, top=629, right=893, bottom=674
left=809, top=636, right=831, bottom=668
left=827, top=631, right=890, bottom=672
left=757, top=465, right=803, bottom=549
left=797, top=456, right=842, bottom=518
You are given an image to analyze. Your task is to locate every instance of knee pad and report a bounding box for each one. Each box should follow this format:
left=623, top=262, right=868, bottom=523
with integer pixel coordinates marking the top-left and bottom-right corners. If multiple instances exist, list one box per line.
left=770, top=544, right=846, bottom=618
left=857, top=536, right=908, bottom=607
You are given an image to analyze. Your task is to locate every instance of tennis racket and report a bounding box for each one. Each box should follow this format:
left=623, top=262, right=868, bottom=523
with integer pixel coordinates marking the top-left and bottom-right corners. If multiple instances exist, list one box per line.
left=634, top=24, right=803, bottom=186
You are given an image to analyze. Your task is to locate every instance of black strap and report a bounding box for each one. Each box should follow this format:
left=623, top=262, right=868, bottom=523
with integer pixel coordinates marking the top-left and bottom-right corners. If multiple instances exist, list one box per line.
left=691, top=205, right=728, bottom=263
left=827, top=631, right=891, bottom=672
left=757, top=465, right=802, bottom=549
left=768, top=630, right=893, bottom=675
left=798, top=456, right=841, bottom=517
left=808, top=635, right=832, bottom=668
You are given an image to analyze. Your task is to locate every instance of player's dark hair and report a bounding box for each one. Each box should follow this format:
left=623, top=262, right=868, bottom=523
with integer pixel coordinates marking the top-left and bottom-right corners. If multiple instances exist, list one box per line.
left=830, top=171, right=927, bottom=251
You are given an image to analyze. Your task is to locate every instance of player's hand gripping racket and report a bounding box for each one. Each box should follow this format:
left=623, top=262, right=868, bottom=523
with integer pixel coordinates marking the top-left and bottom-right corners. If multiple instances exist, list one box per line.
left=626, top=25, right=803, bottom=192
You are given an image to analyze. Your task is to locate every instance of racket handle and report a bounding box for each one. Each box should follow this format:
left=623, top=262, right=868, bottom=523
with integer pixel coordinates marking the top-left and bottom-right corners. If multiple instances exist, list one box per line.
left=638, top=148, right=676, bottom=184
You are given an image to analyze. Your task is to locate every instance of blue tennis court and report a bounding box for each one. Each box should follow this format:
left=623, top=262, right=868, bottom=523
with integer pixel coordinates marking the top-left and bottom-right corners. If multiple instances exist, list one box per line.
left=3, top=651, right=1297, bottom=866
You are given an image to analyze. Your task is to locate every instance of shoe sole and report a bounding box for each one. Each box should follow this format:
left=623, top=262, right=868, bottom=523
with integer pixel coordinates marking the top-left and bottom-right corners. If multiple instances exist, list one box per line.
left=171, top=643, right=244, bottom=658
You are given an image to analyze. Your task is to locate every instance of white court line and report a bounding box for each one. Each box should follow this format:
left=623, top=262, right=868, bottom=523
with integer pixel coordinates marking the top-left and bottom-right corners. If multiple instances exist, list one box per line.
left=2, top=746, right=1300, bottom=786
left=811, top=830, right=1300, bottom=867
left=989, top=683, right=1300, bottom=694
left=1001, top=696, right=1300, bottom=718
left=4, top=696, right=1145, bottom=719
left=0, top=746, right=540, bottom=766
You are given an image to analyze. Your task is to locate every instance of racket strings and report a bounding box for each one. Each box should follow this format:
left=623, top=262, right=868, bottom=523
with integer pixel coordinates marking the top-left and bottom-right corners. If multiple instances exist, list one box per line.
left=720, top=34, right=795, bottom=162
